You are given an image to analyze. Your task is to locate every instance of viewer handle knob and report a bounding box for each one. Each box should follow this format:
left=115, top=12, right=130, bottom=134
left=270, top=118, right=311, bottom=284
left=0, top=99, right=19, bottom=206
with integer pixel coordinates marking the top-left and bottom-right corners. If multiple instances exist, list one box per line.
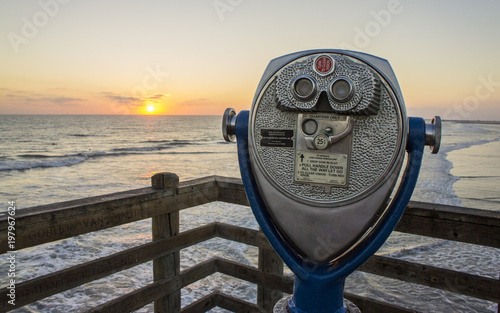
left=425, top=116, right=442, bottom=154
left=222, top=108, right=237, bottom=142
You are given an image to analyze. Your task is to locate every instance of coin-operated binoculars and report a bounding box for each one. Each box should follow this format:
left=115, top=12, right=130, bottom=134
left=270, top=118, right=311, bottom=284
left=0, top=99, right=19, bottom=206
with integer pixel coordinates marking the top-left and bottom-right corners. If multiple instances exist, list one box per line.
left=222, top=49, right=441, bottom=313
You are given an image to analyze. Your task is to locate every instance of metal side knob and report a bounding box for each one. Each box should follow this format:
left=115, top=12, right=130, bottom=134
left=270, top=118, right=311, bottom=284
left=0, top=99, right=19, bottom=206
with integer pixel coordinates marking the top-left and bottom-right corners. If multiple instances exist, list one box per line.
left=425, top=116, right=442, bottom=154
left=222, top=108, right=237, bottom=142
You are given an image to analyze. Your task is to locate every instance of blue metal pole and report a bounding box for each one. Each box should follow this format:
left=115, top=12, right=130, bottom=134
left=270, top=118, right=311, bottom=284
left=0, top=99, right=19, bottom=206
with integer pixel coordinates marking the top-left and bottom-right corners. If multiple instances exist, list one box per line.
left=289, top=277, right=346, bottom=313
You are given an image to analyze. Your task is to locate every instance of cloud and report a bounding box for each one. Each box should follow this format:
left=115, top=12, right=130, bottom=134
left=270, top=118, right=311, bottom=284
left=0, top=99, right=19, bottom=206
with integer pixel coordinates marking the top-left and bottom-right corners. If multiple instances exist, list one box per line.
left=145, top=93, right=169, bottom=101
left=103, top=92, right=169, bottom=107
left=142, top=93, right=170, bottom=103
left=106, top=95, right=141, bottom=103
left=1, top=88, right=86, bottom=105
left=44, top=97, right=86, bottom=104
left=104, top=95, right=142, bottom=106
left=2, top=95, right=86, bottom=107
left=179, top=98, right=212, bottom=106
left=19, top=96, right=87, bottom=106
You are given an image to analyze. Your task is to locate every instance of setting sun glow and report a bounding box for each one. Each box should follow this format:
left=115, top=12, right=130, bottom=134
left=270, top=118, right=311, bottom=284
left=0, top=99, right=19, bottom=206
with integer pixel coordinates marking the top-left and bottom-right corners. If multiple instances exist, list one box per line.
left=146, top=105, right=155, bottom=113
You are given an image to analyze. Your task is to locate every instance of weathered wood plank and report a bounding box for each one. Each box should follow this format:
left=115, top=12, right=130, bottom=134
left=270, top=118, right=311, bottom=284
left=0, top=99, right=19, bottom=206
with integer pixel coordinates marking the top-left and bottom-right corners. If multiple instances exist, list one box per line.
left=0, top=224, right=216, bottom=311
left=0, top=187, right=164, bottom=253
left=215, top=179, right=500, bottom=248
left=0, top=175, right=498, bottom=313
left=214, top=176, right=249, bottom=206
left=344, top=292, right=421, bottom=313
left=396, top=207, right=500, bottom=248
left=214, top=257, right=421, bottom=313
left=86, top=258, right=218, bottom=313
left=152, top=173, right=181, bottom=313
left=181, top=291, right=217, bottom=313
left=3, top=176, right=498, bottom=253
left=214, top=292, right=419, bottom=313
left=359, top=254, right=500, bottom=303
left=214, top=293, right=261, bottom=313
left=217, top=223, right=500, bottom=303
left=406, top=201, right=500, bottom=226
left=216, top=258, right=294, bottom=294
left=213, top=175, right=243, bottom=189
left=0, top=178, right=218, bottom=253
left=216, top=223, right=271, bottom=249
left=178, top=176, right=217, bottom=195
left=257, top=246, right=284, bottom=312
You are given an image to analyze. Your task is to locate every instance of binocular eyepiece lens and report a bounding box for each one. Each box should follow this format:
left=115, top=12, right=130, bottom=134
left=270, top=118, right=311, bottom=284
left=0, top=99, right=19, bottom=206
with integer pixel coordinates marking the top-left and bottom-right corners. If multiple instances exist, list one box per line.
left=293, top=76, right=316, bottom=100
left=330, top=78, right=354, bottom=102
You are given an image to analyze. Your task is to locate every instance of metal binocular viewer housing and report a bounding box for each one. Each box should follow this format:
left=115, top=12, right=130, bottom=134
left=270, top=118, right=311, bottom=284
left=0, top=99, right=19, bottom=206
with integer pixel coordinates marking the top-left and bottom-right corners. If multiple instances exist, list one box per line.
left=222, top=49, right=441, bottom=313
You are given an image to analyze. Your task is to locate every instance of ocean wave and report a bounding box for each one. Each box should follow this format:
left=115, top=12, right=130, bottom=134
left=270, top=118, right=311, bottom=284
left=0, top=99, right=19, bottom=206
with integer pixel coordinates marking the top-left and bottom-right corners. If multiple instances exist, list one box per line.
left=68, top=133, right=96, bottom=137
left=111, top=146, right=165, bottom=152
left=78, top=151, right=107, bottom=157
left=382, top=240, right=450, bottom=258
left=18, top=154, right=56, bottom=159
left=440, top=137, right=500, bottom=154
left=0, top=156, right=88, bottom=171
left=440, top=123, right=500, bottom=154
left=0, top=151, right=108, bottom=171
left=0, top=150, right=225, bottom=171
left=142, top=139, right=199, bottom=146
left=142, top=140, right=171, bottom=143
left=460, top=196, right=500, bottom=204
left=165, top=151, right=223, bottom=155
left=459, top=175, right=498, bottom=179
left=111, top=140, right=200, bottom=152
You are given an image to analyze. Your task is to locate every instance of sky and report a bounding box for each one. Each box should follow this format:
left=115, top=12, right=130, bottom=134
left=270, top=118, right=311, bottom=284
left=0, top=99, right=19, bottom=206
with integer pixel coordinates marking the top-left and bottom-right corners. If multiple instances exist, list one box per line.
left=0, top=0, right=499, bottom=119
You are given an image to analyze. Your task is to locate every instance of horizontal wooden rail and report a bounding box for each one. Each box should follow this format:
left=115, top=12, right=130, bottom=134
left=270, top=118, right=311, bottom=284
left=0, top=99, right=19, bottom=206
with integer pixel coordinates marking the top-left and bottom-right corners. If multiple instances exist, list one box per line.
left=2, top=176, right=498, bottom=253
left=343, top=292, right=420, bottom=313
left=10, top=218, right=479, bottom=313
left=88, top=257, right=425, bottom=313
left=183, top=290, right=422, bottom=313
left=181, top=291, right=218, bottom=313
left=0, top=176, right=219, bottom=253
left=216, top=176, right=500, bottom=248
left=215, top=221, right=500, bottom=304
left=212, top=292, right=262, bottom=313
left=0, top=223, right=217, bottom=311
left=87, top=258, right=219, bottom=313
left=397, top=201, right=500, bottom=248
left=186, top=258, right=421, bottom=313
left=216, top=258, right=294, bottom=294
left=182, top=291, right=264, bottom=313
left=1, top=175, right=498, bottom=312
left=359, top=255, right=500, bottom=303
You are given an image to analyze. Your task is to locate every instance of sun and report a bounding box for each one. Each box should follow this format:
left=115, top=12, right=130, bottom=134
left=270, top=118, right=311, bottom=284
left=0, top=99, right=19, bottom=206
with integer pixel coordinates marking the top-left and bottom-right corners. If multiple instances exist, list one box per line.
left=146, top=105, right=155, bottom=113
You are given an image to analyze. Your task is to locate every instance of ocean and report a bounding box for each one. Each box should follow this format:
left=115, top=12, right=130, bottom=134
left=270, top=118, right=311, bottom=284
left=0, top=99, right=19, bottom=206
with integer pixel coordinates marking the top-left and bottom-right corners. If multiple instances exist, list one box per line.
left=0, top=115, right=499, bottom=312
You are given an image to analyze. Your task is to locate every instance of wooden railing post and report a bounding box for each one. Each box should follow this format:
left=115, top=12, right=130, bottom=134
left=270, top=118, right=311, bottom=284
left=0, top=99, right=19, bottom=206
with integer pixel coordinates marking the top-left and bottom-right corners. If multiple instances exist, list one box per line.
left=152, top=172, right=181, bottom=313
left=257, top=244, right=284, bottom=312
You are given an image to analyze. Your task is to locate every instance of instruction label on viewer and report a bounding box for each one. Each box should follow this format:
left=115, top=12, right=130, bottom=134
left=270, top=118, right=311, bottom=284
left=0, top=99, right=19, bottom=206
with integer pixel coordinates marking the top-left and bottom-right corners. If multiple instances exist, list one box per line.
left=294, top=151, right=348, bottom=186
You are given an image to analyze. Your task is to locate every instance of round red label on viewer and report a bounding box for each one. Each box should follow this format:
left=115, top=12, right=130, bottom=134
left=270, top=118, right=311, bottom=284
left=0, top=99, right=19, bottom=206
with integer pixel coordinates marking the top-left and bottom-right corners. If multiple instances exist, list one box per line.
left=314, top=55, right=334, bottom=74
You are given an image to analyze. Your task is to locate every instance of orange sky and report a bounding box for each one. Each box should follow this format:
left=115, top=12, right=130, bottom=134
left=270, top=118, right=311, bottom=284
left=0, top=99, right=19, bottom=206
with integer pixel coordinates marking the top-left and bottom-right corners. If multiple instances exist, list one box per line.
left=1, top=1, right=499, bottom=120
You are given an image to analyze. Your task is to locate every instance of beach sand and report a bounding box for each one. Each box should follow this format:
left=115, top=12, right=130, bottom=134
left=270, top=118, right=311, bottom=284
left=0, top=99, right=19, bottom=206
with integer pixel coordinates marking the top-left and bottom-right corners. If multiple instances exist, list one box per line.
left=447, top=140, right=500, bottom=210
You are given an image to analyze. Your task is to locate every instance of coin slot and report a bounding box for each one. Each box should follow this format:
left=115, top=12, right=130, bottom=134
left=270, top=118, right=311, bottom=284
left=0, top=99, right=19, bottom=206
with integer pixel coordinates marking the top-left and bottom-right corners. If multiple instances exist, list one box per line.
left=302, top=119, right=318, bottom=135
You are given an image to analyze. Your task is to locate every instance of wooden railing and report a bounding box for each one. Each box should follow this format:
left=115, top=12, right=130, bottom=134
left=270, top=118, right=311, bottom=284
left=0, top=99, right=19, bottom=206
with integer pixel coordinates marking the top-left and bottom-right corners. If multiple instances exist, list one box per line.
left=1, top=173, right=499, bottom=313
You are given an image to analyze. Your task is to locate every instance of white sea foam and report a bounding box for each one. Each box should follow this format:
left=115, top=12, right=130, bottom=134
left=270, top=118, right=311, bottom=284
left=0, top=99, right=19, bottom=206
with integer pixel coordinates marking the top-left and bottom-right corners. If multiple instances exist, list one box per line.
left=0, top=156, right=89, bottom=171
